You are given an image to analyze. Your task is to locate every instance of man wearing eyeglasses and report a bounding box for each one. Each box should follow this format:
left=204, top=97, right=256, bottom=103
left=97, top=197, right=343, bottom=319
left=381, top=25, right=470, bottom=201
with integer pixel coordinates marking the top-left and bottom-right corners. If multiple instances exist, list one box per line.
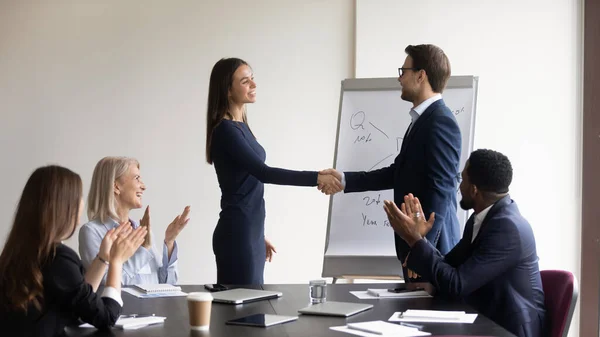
left=320, top=44, right=462, bottom=282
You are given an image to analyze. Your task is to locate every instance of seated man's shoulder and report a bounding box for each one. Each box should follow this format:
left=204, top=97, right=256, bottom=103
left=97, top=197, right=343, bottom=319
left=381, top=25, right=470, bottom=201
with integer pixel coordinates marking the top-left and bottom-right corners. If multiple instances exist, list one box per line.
left=488, top=205, right=535, bottom=238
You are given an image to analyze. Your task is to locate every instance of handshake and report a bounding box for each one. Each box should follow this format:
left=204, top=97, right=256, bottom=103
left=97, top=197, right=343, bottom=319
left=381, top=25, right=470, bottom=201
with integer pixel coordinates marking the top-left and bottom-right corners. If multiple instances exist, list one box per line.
left=317, top=169, right=344, bottom=195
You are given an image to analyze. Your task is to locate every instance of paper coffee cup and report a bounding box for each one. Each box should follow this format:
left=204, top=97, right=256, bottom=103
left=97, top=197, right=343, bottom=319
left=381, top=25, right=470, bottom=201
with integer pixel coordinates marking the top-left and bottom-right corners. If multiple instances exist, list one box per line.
left=187, top=292, right=213, bottom=330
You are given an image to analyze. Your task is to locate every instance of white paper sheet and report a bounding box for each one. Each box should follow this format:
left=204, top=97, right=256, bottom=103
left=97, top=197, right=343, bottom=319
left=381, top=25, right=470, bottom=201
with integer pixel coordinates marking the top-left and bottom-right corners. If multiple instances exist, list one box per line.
left=79, top=316, right=166, bottom=330
left=331, top=320, right=431, bottom=336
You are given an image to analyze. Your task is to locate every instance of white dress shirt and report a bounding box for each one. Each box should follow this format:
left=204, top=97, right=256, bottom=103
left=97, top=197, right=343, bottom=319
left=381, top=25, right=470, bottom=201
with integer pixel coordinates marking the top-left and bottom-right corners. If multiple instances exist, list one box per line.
left=472, top=204, right=493, bottom=242
left=406, top=93, right=442, bottom=134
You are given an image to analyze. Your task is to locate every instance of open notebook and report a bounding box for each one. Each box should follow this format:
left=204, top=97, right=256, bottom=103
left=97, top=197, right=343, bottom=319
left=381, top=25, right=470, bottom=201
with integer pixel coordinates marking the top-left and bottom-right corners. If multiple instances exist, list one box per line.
left=133, top=284, right=182, bottom=294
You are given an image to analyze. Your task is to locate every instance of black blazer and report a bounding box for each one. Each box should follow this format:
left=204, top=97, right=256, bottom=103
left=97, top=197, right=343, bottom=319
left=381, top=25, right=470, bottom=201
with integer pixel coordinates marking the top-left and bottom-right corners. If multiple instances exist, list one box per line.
left=0, top=244, right=121, bottom=337
left=345, top=99, right=462, bottom=262
left=408, top=195, right=547, bottom=337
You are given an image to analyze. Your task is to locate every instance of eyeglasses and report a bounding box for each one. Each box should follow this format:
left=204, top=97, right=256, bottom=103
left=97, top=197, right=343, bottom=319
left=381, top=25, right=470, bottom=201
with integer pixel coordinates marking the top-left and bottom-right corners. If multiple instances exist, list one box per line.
left=398, top=67, right=421, bottom=77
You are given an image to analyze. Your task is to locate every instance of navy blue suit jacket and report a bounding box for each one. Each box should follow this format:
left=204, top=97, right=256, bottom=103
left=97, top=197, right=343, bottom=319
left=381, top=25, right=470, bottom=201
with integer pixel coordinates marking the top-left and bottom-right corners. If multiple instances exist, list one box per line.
left=344, top=99, right=461, bottom=263
left=407, top=195, right=546, bottom=337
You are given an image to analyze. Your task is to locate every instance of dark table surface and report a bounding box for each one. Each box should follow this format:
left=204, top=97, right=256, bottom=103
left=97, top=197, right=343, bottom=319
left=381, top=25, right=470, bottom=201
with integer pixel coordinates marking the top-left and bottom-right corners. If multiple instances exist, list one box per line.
left=66, top=283, right=516, bottom=337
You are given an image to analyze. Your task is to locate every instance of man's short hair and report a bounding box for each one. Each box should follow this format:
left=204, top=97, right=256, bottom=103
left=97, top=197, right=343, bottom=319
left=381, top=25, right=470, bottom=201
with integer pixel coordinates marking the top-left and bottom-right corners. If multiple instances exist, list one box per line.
left=405, top=44, right=451, bottom=93
left=467, top=149, right=513, bottom=194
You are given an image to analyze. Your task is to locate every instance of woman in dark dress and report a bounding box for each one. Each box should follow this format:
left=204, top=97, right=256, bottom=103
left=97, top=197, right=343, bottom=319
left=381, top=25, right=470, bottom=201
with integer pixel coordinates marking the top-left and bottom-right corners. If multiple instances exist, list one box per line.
left=205, top=58, right=342, bottom=284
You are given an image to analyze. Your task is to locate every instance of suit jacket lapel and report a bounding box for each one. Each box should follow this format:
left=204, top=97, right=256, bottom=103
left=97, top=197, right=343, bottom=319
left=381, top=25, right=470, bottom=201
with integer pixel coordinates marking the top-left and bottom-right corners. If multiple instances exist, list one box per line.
left=399, top=99, right=445, bottom=159
left=463, top=213, right=475, bottom=243
left=471, top=195, right=512, bottom=246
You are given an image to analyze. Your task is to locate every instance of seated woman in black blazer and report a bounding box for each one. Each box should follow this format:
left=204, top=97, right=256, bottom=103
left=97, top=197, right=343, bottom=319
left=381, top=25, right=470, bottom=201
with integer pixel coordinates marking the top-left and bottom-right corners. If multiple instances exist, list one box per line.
left=0, top=165, right=147, bottom=337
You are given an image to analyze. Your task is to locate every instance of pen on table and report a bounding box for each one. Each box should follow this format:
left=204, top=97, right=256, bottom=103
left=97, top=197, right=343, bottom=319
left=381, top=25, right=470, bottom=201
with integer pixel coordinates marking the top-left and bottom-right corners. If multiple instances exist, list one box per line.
left=398, top=322, right=424, bottom=330
left=346, top=324, right=383, bottom=335
left=366, top=289, right=382, bottom=297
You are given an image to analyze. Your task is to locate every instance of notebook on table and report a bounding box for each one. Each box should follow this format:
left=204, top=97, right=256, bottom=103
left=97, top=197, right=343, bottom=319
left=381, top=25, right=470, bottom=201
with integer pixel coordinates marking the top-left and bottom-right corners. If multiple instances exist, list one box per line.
left=133, top=284, right=182, bottom=294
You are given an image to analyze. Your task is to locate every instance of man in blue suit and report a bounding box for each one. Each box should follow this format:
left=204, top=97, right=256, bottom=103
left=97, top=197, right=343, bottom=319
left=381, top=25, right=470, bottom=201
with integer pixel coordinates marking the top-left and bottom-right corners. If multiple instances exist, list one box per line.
left=321, top=44, right=462, bottom=280
left=383, top=149, right=546, bottom=337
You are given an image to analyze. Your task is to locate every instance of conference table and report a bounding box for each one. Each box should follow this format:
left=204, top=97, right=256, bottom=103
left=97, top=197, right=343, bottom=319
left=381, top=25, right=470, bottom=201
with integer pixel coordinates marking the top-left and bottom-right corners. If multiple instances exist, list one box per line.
left=65, top=283, right=516, bottom=337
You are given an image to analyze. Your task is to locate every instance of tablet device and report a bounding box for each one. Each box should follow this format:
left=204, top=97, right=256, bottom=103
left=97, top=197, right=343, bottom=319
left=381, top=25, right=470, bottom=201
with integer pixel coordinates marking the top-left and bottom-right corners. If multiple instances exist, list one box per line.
left=225, top=313, right=298, bottom=327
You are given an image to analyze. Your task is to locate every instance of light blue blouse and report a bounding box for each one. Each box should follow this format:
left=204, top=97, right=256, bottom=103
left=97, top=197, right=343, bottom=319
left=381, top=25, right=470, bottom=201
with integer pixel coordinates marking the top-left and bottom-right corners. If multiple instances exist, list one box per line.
left=79, top=218, right=178, bottom=285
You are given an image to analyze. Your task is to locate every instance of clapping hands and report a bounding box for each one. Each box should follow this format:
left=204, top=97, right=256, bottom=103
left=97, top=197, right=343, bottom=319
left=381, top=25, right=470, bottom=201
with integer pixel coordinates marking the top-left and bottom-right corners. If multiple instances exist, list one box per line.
left=98, top=221, right=132, bottom=261
left=317, top=169, right=344, bottom=195
left=139, top=205, right=191, bottom=248
left=383, top=194, right=435, bottom=247
left=165, top=206, right=192, bottom=245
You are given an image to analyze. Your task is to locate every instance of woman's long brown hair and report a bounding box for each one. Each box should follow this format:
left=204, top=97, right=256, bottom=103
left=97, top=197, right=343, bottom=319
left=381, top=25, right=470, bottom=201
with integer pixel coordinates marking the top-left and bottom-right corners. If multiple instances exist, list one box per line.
left=0, top=165, right=82, bottom=312
left=205, top=57, right=251, bottom=164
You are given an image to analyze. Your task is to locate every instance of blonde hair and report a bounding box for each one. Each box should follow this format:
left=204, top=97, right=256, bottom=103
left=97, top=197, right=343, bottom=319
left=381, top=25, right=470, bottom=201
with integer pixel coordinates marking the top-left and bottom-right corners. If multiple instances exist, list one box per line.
left=87, top=156, right=140, bottom=224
